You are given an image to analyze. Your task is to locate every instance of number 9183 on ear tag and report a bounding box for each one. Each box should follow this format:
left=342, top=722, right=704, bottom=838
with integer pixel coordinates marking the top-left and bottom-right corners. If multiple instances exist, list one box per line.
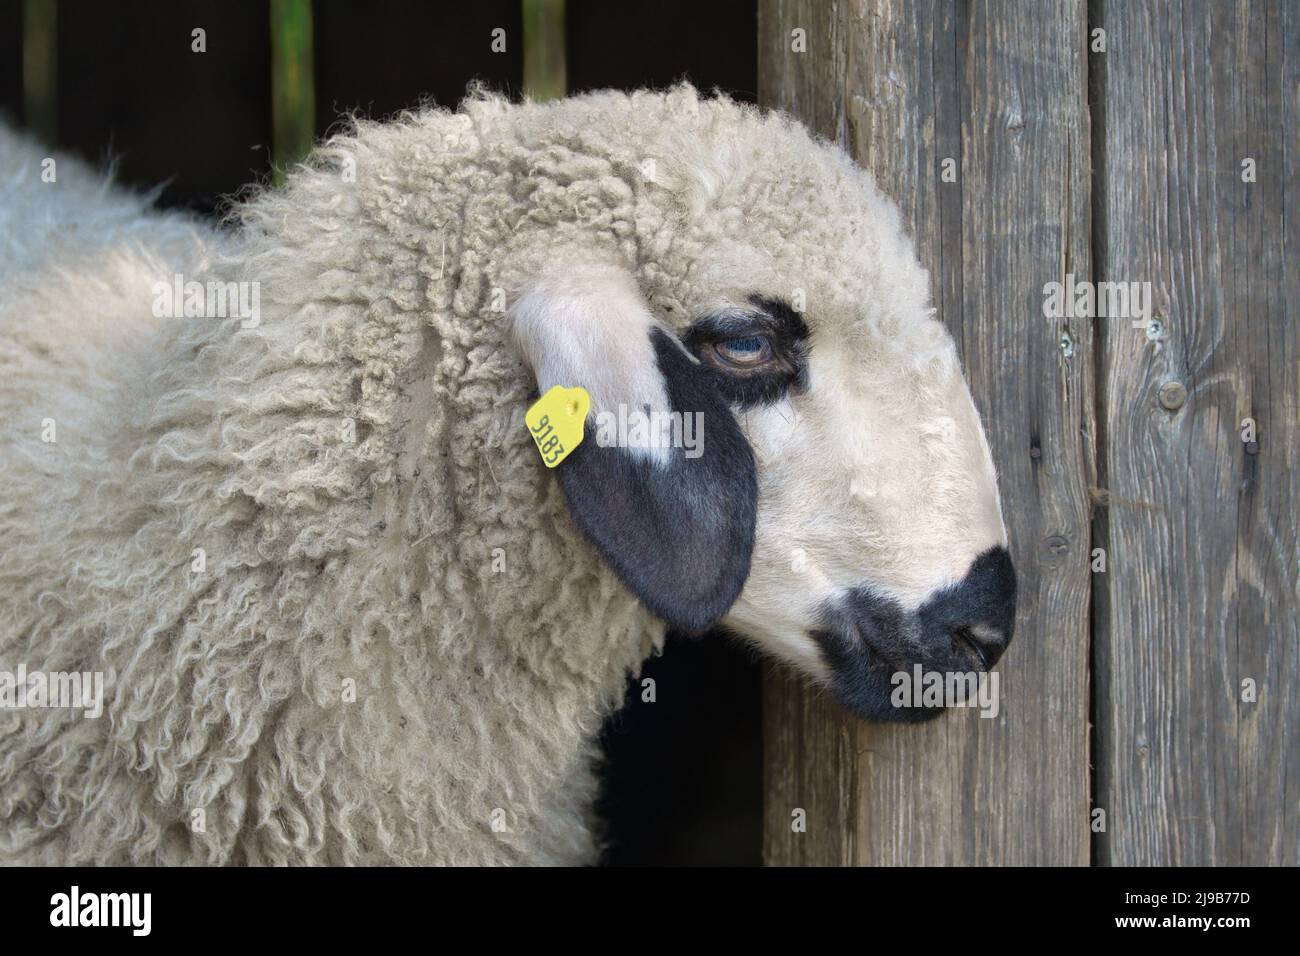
left=526, top=385, right=590, bottom=468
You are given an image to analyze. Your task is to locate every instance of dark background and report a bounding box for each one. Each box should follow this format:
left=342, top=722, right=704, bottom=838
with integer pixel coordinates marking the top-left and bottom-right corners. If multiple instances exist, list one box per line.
left=0, top=0, right=760, bottom=865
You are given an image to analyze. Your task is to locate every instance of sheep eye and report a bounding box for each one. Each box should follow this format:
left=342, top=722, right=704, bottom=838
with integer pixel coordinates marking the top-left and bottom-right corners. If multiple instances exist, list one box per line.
left=712, top=336, right=773, bottom=368
left=683, top=298, right=808, bottom=405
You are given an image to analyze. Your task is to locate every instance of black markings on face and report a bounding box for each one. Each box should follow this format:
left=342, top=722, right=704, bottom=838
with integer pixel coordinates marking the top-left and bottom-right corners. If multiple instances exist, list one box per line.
left=683, top=295, right=811, bottom=410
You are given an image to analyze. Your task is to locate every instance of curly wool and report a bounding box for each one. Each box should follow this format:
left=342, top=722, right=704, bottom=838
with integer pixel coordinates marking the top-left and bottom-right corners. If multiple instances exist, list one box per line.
left=0, top=86, right=921, bottom=864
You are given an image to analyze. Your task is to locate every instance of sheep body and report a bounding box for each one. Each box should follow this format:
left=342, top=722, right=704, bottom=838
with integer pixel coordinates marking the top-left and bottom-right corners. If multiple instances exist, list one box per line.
left=0, top=87, right=920, bottom=864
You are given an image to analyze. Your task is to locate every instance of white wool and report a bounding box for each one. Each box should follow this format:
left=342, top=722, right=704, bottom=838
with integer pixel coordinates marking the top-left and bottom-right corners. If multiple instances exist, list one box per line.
left=0, top=86, right=1004, bottom=864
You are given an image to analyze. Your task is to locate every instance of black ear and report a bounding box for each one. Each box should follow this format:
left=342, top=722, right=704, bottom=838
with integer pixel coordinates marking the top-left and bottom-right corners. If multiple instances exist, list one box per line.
left=555, top=329, right=757, bottom=633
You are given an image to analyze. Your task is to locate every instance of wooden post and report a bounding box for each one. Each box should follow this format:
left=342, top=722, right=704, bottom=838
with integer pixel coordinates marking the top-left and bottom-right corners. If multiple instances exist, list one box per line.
left=22, top=0, right=57, bottom=146
left=1094, top=0, right=1300, bottom=865
left=759, top=0, right=1093, bottom=865
left=523, top=0, right=566, bottom=102
left=270, top=0, right=316, bottom=184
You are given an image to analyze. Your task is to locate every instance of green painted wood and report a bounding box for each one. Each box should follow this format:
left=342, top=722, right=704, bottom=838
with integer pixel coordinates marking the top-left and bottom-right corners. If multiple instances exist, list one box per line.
left=22, top=0, right=56, bottom=144
left=270, top=0, right=316, bottom=183
left=523, top=0, right=566, bottom=101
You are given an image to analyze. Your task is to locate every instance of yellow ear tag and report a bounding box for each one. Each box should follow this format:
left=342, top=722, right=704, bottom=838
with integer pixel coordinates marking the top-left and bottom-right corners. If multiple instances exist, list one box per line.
left=525, top=385, right=590, bottom=468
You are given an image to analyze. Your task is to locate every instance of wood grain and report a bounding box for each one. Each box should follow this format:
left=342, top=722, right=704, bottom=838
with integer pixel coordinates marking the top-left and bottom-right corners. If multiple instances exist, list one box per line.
left=1094, top=0, right=1300, bottom=865
left=759, top=0, right=1094, bottom=865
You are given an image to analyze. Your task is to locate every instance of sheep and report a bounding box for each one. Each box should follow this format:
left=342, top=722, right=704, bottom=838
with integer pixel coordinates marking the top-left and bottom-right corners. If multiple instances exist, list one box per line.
left=0, top=85, right=1017, bottom=866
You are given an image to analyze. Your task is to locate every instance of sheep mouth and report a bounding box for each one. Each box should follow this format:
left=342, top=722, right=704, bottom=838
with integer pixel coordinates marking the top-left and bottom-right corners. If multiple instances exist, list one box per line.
left=807, top=601, right=994, bottom=724
left=804, top=624, right=940, bottom=724
left=814, top=599, right=996, bottom=675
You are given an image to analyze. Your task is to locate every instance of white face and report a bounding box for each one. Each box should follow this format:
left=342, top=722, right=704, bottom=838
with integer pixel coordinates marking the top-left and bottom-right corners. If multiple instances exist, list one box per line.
left=716, top=306, right=1009, bottom=684
left=644, top=132, right=1021, bottom=719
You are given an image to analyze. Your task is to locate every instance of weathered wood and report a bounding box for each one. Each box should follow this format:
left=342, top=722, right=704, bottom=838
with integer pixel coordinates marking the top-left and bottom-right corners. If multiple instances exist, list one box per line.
left=759, top=0, right=1093, bottom=865
left=1095, top=0, right=1300, bottom=865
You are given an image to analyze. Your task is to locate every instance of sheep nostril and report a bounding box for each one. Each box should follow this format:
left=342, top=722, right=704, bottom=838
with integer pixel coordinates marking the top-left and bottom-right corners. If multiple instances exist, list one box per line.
left=952, top=625, right=1008, bottom=670
left=927, top=546, right=1017, bottom=668
left=952, top=627, right=987, bottom=668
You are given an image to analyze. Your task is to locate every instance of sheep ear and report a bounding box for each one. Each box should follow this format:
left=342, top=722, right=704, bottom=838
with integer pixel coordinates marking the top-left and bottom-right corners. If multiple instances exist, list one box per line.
left=555, top=330, right=757, bottom=633
left=511, top=267, right=757, bottom=633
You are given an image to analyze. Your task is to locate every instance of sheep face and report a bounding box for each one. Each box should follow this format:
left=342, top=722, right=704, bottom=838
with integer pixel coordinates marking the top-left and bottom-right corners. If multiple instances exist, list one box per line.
left=510, top=92, right=1016, bottom=723
left=693, top=290, right=1016, bottom=723
left=514, top=263, right=1015, bottom=724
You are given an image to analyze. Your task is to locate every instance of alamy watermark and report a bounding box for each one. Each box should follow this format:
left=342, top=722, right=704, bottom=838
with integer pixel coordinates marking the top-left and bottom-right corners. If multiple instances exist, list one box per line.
left=1042, top=273, right=1153, bottom=329
left=0, top=664, right=104, bottom=719
left=50, top=886, right=151, bottom=936
left=891, top=664, right=1000, bottom=718
left=593, top=405, right=704, bottom=459
left=151, top=273, right=261, bottom=328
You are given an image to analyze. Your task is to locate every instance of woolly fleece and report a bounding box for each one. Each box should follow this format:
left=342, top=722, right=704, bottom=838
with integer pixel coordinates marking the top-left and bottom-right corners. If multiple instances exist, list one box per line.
left=0, top=86, right=936, bottom=864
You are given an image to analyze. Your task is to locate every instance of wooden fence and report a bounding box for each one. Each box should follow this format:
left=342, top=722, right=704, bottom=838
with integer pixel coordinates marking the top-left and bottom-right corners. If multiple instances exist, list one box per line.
left=760, top=0, right=1298, bottom=866
left=5, top=0, right=1295, bottom=865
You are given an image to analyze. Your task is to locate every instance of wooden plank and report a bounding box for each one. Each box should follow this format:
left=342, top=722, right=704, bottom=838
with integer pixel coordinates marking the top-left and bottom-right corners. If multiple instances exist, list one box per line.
left=1, top=0, right=26, bottom=126
left=1095, top=0, right=1300, bottom=865
left=522, top=0, right=566, bottom=101
left=21, top=0, right=56, bottom=144
left=270, top=0, right=316, bottom=182
left=759, top=0, right=1093, bottom=865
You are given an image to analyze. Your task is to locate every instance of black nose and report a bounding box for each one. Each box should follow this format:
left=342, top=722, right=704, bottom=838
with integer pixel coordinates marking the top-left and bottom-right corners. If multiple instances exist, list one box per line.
left=916, top=546, right=1017, bottom=669
left=811, top=547, right=1019, bottom=722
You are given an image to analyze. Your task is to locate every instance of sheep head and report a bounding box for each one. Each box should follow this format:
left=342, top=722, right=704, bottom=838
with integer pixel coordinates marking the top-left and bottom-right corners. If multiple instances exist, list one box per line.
left=502, top=87, right=1017, bottom=722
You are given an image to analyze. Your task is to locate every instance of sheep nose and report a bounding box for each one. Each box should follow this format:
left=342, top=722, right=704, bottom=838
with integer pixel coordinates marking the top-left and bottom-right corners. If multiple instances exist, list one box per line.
left=916, top=547, right=1017, bottom=670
